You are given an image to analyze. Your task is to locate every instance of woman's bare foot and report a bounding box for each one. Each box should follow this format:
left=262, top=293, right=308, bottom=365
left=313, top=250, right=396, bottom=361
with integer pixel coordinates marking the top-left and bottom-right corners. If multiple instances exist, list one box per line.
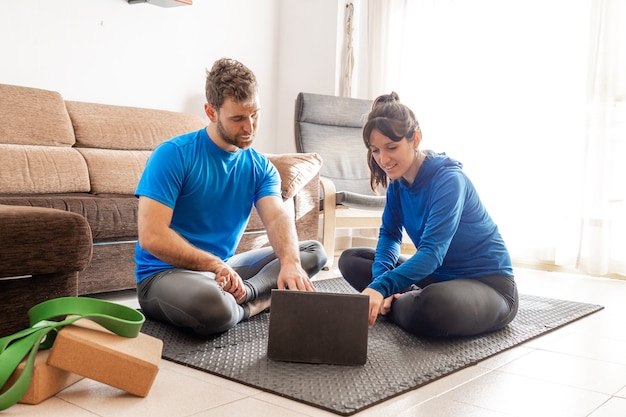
left=247, top=296, right=271, bottom=317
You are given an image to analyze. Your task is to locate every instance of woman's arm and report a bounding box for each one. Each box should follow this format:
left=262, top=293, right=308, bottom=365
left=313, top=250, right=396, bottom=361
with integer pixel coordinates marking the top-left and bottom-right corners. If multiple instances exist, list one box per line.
left=370, top=171, right=466, bottom=297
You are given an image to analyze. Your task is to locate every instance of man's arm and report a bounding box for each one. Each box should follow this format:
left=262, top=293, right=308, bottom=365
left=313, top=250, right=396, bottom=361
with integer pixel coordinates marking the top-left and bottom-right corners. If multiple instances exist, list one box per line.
left=137, top=196, right=245, bottom=298
left=256, top=195, right=315, bottom=291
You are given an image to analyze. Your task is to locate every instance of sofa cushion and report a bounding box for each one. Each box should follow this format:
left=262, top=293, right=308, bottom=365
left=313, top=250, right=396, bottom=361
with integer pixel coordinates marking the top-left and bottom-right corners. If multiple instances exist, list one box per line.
left=77, top=148, right=151, bottom=194
left=0, top=193, right=138, bottom=242
left=66, top=101, right=207, bottom=150
left=0, top=84, right=76, bottom=147
left=0, top=204, right=92, bottom=277
left=266, top=153, right=322, bottom=200
left=0, top=144, right=90, bottom=193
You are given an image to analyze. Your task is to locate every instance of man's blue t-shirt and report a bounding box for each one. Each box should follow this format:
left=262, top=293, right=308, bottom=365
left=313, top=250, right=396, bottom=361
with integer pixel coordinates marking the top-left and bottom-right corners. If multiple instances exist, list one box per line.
left=134, top=128, right=281, bottom=283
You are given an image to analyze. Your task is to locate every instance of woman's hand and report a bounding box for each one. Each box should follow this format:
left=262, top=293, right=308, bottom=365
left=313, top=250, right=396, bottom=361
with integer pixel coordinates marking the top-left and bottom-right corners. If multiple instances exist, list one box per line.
left=379, top=293, right=401, bottom=316
left=361, top=288, right=384, bottom=327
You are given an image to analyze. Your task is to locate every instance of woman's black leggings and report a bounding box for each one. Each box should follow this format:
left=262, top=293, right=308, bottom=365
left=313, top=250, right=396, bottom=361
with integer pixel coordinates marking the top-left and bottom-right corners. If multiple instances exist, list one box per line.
left=137, top=240, right=326, bottom=336
left=338, top=247, right=518, bottom=337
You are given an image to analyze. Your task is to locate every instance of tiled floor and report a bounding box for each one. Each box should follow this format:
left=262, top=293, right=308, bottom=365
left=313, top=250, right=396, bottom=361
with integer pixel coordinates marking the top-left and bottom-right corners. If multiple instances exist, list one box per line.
left=5, top=265, right=626, bottom=417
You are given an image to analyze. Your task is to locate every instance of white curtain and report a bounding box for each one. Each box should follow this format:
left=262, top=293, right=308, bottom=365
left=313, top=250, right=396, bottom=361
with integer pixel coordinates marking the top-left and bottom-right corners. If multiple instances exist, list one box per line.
left=362, top=0, right=626, bottom=277
left=578, top=0, right=626, bottom=275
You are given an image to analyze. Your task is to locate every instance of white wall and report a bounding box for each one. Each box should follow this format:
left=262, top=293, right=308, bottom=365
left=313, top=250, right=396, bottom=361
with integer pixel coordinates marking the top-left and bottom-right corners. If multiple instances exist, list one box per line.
left=0, top=0, right=346, bottom=153
left=274, top=0, right=345, bottom=153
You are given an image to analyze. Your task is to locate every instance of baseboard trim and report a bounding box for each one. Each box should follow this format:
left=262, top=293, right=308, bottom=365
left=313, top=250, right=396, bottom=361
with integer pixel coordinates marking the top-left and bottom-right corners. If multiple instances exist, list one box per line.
left=331, top=244, right=625, bottom=281
left=512, top=260, right=626, bottom=281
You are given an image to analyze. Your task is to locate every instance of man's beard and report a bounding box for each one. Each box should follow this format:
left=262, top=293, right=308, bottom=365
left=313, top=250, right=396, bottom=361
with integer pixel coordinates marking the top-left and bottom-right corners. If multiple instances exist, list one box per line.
left=216, top=118, right=254, bottom=150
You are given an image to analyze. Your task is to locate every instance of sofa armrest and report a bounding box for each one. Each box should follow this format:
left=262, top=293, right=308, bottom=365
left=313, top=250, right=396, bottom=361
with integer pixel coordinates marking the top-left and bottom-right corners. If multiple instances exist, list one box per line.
left=0, top=205, right=93, bottom=278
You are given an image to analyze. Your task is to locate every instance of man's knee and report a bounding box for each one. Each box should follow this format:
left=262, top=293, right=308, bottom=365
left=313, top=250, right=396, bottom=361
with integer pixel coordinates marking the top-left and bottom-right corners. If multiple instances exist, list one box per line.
left=300, top=240, right=327, bottom=274
left=189, top=288, right=241, bottom=335
left=139, top=270, right=242, bottom=335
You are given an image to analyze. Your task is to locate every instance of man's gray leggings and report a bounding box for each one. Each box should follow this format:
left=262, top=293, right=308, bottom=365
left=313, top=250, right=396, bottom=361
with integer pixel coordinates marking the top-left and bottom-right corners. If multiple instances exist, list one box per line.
left=137, top=240, right=326, bottom=335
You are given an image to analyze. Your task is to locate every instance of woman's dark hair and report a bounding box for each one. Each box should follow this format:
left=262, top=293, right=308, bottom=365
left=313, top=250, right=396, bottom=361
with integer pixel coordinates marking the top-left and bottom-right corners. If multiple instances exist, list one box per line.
left=205, top=58, right=258, bottom=109
left=363, top=92, right=420, bottom=191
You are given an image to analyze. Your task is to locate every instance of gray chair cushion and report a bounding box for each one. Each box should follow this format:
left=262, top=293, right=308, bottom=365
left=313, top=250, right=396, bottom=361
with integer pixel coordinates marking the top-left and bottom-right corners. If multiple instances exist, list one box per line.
left=294, top=92, right=385, bottom=208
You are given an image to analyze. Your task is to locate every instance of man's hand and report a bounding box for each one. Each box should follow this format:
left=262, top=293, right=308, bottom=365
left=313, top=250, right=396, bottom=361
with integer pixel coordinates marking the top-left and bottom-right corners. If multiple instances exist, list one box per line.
left=361, top=287, right=385, bottom=327
left=256, top=195, right=315, bottom=293
left=215, top=263, right=247, bottom=303
left=277, top=263, right=316, bottom=292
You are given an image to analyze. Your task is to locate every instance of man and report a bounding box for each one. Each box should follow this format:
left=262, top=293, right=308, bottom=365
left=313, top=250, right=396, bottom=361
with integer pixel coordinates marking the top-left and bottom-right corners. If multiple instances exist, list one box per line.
left=134, top=58, right=326, bottom=335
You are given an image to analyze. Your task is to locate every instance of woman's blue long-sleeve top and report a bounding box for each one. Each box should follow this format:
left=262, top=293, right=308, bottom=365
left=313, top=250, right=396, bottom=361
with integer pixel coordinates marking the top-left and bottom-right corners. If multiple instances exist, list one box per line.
left=368, top=152, right=513, bottom=299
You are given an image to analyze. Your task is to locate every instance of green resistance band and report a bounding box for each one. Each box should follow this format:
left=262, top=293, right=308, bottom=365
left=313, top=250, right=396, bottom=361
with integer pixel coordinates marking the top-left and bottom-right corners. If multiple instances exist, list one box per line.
left=0, top=297, right=145, bottom=411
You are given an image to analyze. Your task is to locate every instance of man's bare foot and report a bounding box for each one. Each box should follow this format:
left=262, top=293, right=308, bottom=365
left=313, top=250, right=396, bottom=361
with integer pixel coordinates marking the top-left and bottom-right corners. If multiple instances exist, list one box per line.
left=247, top=296, right=271, bottom=317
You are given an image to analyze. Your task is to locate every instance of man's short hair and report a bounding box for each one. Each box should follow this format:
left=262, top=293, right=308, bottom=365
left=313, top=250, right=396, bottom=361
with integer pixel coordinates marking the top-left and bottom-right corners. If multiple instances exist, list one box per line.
left=205, top=58, right=258, bottom=109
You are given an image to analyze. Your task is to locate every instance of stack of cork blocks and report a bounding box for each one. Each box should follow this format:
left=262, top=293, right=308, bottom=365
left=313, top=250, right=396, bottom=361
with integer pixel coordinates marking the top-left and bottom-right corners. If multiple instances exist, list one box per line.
left=3, top=319, right=163, bottom=405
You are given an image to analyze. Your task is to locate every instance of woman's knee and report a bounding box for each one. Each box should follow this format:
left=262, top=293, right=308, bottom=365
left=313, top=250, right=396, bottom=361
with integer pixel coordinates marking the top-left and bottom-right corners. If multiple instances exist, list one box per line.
left=338, top=247, right=376, bottom=292
left=393, top=280, right=517, bottom=337
left=389, top=289, right=440, bottom=336
left=390, top=285, right=468, bottom=336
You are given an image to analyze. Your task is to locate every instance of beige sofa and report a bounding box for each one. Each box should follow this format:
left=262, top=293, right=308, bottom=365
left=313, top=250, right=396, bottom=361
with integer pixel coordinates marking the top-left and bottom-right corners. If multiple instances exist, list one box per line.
left=0, top=83, right=322, bottom=297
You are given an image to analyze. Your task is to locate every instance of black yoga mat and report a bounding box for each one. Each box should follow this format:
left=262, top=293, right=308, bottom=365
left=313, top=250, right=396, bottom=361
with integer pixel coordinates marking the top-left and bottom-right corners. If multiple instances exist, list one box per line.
left=140, top=277, right=603, bottom=416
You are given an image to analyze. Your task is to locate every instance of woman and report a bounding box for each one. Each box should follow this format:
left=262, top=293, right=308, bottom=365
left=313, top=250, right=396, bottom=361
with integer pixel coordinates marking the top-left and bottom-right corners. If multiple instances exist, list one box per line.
left=338, top=92, right=518, bottom=337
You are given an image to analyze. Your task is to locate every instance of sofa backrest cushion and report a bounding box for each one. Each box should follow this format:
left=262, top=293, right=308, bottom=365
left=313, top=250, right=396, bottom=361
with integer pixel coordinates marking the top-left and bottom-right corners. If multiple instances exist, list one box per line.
left=66, top=101, right=207, bottom=150
left=65, top=101, right=207, bottom=195
left=76, top=148, right=151, bottom=195
left=0, top=84, right=90, bottom=193
left=0, top=144, right=90, bottom=193
left=0, top=84, right=76, bottom=147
